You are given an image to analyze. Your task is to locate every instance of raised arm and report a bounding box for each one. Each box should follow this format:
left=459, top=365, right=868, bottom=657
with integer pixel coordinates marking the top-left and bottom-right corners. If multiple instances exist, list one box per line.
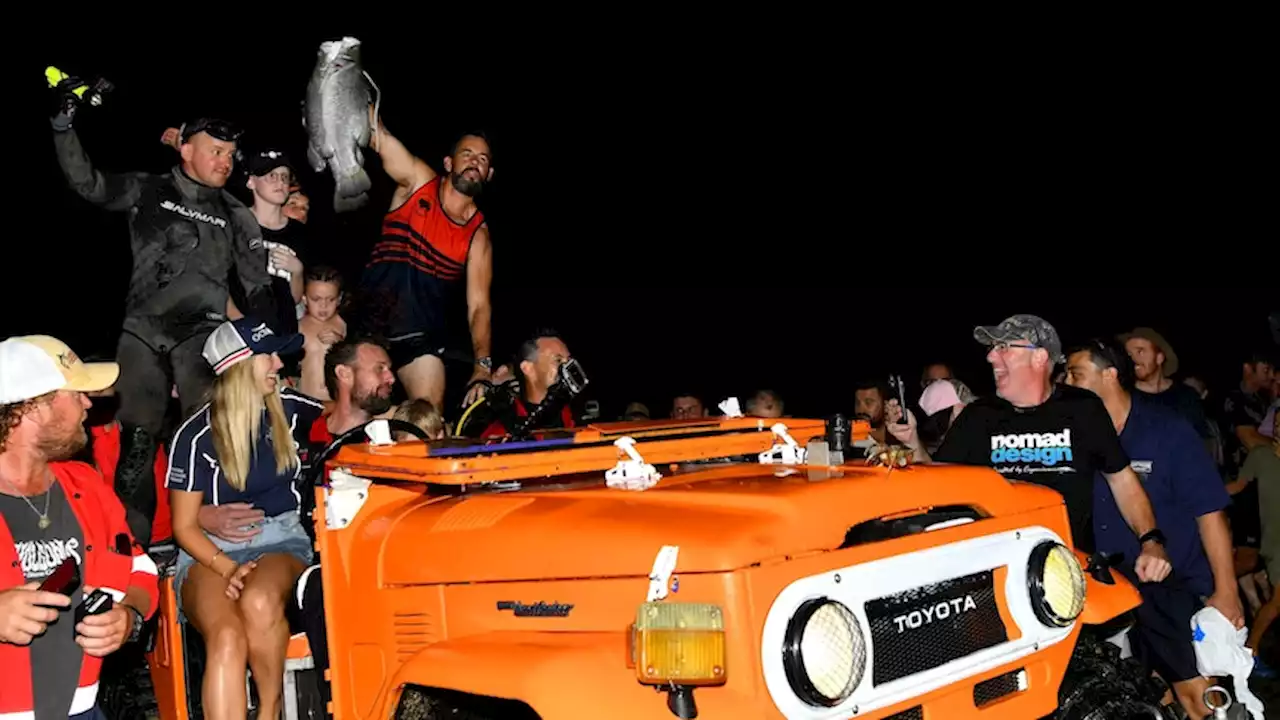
left=368, top=106, right=435, bottom=200
left=460, top=226, right=494, bottom=406
left=52, top=127, right=145, bottom=211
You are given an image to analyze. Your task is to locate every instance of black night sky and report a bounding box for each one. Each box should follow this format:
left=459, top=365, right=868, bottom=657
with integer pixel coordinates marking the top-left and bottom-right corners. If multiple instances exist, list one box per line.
left=9, top=31, right=1274, bottom=419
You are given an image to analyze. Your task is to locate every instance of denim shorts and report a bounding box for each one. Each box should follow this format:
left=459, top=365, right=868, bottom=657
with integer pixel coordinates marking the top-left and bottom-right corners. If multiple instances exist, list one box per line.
left=174, top=509, right=314, bottom=618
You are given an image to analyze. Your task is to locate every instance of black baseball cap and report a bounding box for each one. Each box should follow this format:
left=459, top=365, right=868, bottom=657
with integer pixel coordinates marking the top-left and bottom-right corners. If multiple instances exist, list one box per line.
left=180, top=117, right=243, bottom=144
left=247, top=149, right=295, bottom=177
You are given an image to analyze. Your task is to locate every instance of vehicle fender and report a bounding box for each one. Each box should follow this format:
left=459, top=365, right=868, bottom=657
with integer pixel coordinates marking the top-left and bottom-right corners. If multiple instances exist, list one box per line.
left=387, top=630, right=653, bottom=719
left=1076, top=552, right=1142, bottom=625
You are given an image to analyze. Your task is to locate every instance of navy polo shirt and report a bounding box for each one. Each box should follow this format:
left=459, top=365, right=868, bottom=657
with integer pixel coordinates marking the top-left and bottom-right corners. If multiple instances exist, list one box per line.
left=1093, top=393, right=1230, bottom=597
left=166, top=387, right=326, bottom=518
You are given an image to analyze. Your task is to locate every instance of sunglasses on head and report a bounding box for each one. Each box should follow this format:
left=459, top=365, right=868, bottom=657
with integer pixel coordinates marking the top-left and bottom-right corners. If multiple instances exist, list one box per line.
left=181, top=117, right=243, bottom=144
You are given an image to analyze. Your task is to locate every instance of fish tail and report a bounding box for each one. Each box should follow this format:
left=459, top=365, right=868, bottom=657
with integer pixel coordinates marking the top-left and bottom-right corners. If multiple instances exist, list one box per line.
left=333, top=191, right=369, bottom=213
left=363, top=70, right=383, bottom=149
left=336, top=167, right=372, bottom=200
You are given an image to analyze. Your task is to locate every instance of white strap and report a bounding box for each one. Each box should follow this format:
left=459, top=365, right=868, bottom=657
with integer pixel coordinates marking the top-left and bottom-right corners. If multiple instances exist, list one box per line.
left=647, top=545, right=679, bottom=602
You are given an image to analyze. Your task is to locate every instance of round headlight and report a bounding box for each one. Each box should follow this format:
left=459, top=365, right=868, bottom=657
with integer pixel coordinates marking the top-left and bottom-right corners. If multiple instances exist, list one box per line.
left=782, top=598, right=866, bottom=707
left=1027, top=541, right=1086, bottom=627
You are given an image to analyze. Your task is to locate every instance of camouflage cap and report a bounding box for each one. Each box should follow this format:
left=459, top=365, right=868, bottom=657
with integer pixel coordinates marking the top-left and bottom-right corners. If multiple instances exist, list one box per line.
left=973, top=314, right=1065, bottom=363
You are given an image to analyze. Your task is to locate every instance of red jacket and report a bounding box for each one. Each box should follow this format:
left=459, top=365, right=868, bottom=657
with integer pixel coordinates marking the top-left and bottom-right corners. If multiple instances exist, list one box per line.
left=0, top=461, right=160, bottom=718
left=90, top=422, right=173, bottom=543
left=480, top=398, right=576, bottom=438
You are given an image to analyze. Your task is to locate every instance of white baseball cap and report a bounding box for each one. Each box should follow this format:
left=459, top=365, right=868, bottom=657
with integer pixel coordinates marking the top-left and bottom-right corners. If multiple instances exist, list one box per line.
left=0, top=335, right=120, bottom=404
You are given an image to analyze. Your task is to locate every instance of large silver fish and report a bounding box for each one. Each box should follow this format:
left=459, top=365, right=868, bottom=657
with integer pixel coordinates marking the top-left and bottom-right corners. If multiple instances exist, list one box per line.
left=304, top=37, right=375, bottom=213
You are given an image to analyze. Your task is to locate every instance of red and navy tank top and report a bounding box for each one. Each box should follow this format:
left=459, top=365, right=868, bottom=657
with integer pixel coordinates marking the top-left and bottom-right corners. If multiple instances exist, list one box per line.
left=359, top=177, right=485, bottom=335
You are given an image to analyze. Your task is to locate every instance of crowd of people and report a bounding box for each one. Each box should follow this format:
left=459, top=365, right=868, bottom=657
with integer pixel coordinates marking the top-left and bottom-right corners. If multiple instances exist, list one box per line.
left=1, top=74, right=1275, bottom=720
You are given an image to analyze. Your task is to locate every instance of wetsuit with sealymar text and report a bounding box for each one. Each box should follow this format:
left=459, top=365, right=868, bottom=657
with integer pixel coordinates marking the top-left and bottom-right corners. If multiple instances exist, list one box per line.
left=52, top=126, right=278, bottom=549
left=52, top=128, right=276, bottom=352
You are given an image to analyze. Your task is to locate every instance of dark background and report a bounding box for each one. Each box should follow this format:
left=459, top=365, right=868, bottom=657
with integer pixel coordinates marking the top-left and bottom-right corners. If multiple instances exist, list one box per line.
left=8, top=32, right=1274, bottom=419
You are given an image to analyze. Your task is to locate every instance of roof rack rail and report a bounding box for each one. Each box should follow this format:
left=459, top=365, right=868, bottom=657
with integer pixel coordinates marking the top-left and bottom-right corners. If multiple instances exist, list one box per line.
left=327, top=417, right=864, bottom=486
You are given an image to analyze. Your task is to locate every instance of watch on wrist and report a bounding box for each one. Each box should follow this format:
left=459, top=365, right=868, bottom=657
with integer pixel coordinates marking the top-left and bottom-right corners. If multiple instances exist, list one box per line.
left=1138, top=528, right=1166, bottom=547
left=475, top=356, right=493, bottom=372
left=125, top=605, right=145, bottom=643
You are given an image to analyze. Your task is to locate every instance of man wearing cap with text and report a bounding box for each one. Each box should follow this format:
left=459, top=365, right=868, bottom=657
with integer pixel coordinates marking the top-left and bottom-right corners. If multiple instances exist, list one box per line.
left=51, top=103, right=279, bottom=551
left=0, top=335, right=159, bottom=719
left=916, top=315, right=1172, bottom=581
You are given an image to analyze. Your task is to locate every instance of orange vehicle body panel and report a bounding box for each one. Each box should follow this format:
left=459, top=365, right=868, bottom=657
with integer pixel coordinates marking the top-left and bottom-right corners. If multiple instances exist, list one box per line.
left=309, top=420, right=1143, bottom=719
left=145, top=417, right=1144, bottom=719
left=147, top=576, right=187, bottom=720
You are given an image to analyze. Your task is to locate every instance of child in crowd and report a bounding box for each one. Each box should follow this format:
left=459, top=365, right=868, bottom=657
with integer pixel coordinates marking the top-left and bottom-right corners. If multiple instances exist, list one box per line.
left=393, top=399, right=447, bottom=441
left=284, top=185, right=310, bottom=224
left=298, top=266, right=346, bottom=400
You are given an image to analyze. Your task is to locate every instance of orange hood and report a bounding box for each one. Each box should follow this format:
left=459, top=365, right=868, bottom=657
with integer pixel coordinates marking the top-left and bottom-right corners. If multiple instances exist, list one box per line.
left=377, top=461, right=1067, bottom=586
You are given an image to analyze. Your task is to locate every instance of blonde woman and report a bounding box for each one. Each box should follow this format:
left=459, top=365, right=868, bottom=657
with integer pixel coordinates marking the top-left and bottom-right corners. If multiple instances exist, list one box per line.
left=165, top=318, right=324, bottom=720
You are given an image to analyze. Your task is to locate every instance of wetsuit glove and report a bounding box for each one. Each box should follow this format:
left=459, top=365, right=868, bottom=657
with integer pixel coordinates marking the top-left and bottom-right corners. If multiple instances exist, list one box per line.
left=48, top=73, right=86, bottom=132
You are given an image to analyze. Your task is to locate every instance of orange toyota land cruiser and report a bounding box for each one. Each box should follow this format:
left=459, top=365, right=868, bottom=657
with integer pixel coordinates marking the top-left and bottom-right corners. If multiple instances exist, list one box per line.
left=144, top=415, right=1172, bottom=719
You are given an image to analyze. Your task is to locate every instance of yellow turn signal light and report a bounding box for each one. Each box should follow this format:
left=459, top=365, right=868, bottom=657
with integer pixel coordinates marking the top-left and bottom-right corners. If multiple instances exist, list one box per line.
left=630, top=602, right=727, bottom=686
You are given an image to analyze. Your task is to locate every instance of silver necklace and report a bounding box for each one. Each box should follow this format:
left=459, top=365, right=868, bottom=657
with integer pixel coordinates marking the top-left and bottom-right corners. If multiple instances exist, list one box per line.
left=0, top=474, right=52, bottom=530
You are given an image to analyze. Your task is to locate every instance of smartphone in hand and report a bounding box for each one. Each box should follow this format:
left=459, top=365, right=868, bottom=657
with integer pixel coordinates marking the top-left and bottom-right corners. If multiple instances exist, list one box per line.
left=37, top=556, right=80, bottom=597
left=889, top=374, right=910, bottom=425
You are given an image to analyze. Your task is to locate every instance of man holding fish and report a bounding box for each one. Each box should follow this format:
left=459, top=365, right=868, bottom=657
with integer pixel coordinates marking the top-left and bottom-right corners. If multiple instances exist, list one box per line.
left=354, top=118, right=496, bottom=410
left=304, top=36, right=496, bottom=411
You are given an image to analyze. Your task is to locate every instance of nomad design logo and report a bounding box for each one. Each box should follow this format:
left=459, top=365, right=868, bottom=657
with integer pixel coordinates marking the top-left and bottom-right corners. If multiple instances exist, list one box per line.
left=496, top=601, right=574, bottom=618
left=990, top=429, right=1074, bottom=471
left=160, top=200, right=228, bottom=228
left=892, top=594, right=979, bottom=634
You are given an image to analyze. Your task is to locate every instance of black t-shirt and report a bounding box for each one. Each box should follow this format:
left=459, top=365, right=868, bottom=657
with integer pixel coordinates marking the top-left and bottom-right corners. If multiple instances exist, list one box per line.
left=1222, top=387, right=1267, bottom=479
left=261, top=220, right=308, bottom=336
left=228, top=219, right=308, bottom=336
left=932, top=384, right=1130, bottom=552
left=0, top=483, right=84, bottom=718
left=1134, top=382, right=1209, bottom=439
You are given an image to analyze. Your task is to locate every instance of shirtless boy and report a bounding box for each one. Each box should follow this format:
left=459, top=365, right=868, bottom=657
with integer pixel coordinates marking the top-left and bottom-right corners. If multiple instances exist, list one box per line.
left=298, top=265, right=347, bottom=400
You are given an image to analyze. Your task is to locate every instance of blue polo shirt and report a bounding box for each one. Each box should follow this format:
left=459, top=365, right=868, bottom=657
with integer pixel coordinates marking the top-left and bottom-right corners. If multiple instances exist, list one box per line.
left=165, top=387, right=326, bottom=518
left=1093, top=393, right=1230, bottom=597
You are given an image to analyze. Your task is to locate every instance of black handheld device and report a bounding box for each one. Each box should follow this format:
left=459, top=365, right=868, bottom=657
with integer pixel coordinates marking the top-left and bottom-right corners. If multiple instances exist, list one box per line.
left=889, top=374, right=910, bottom=425
left=38, top=556, right=80, bottom=596
left=75, top=589, right=114, bottom=625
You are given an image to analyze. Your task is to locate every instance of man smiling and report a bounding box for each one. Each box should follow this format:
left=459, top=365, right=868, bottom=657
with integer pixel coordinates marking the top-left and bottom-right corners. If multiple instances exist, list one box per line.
left=1064, top=337, right=1240, bottom=720
left=51, top=101, right=275, bottom=549
left=925, top=315, right=1171, bottom=583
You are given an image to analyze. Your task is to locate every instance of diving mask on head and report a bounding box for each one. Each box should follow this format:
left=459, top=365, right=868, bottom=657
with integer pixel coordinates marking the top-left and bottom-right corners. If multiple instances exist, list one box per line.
left=554, top=358, right=589, bottom=397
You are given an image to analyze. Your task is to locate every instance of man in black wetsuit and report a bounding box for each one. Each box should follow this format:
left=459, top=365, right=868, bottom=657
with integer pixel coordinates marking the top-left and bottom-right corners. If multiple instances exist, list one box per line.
left=49, top=86, right=275, bottom=548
